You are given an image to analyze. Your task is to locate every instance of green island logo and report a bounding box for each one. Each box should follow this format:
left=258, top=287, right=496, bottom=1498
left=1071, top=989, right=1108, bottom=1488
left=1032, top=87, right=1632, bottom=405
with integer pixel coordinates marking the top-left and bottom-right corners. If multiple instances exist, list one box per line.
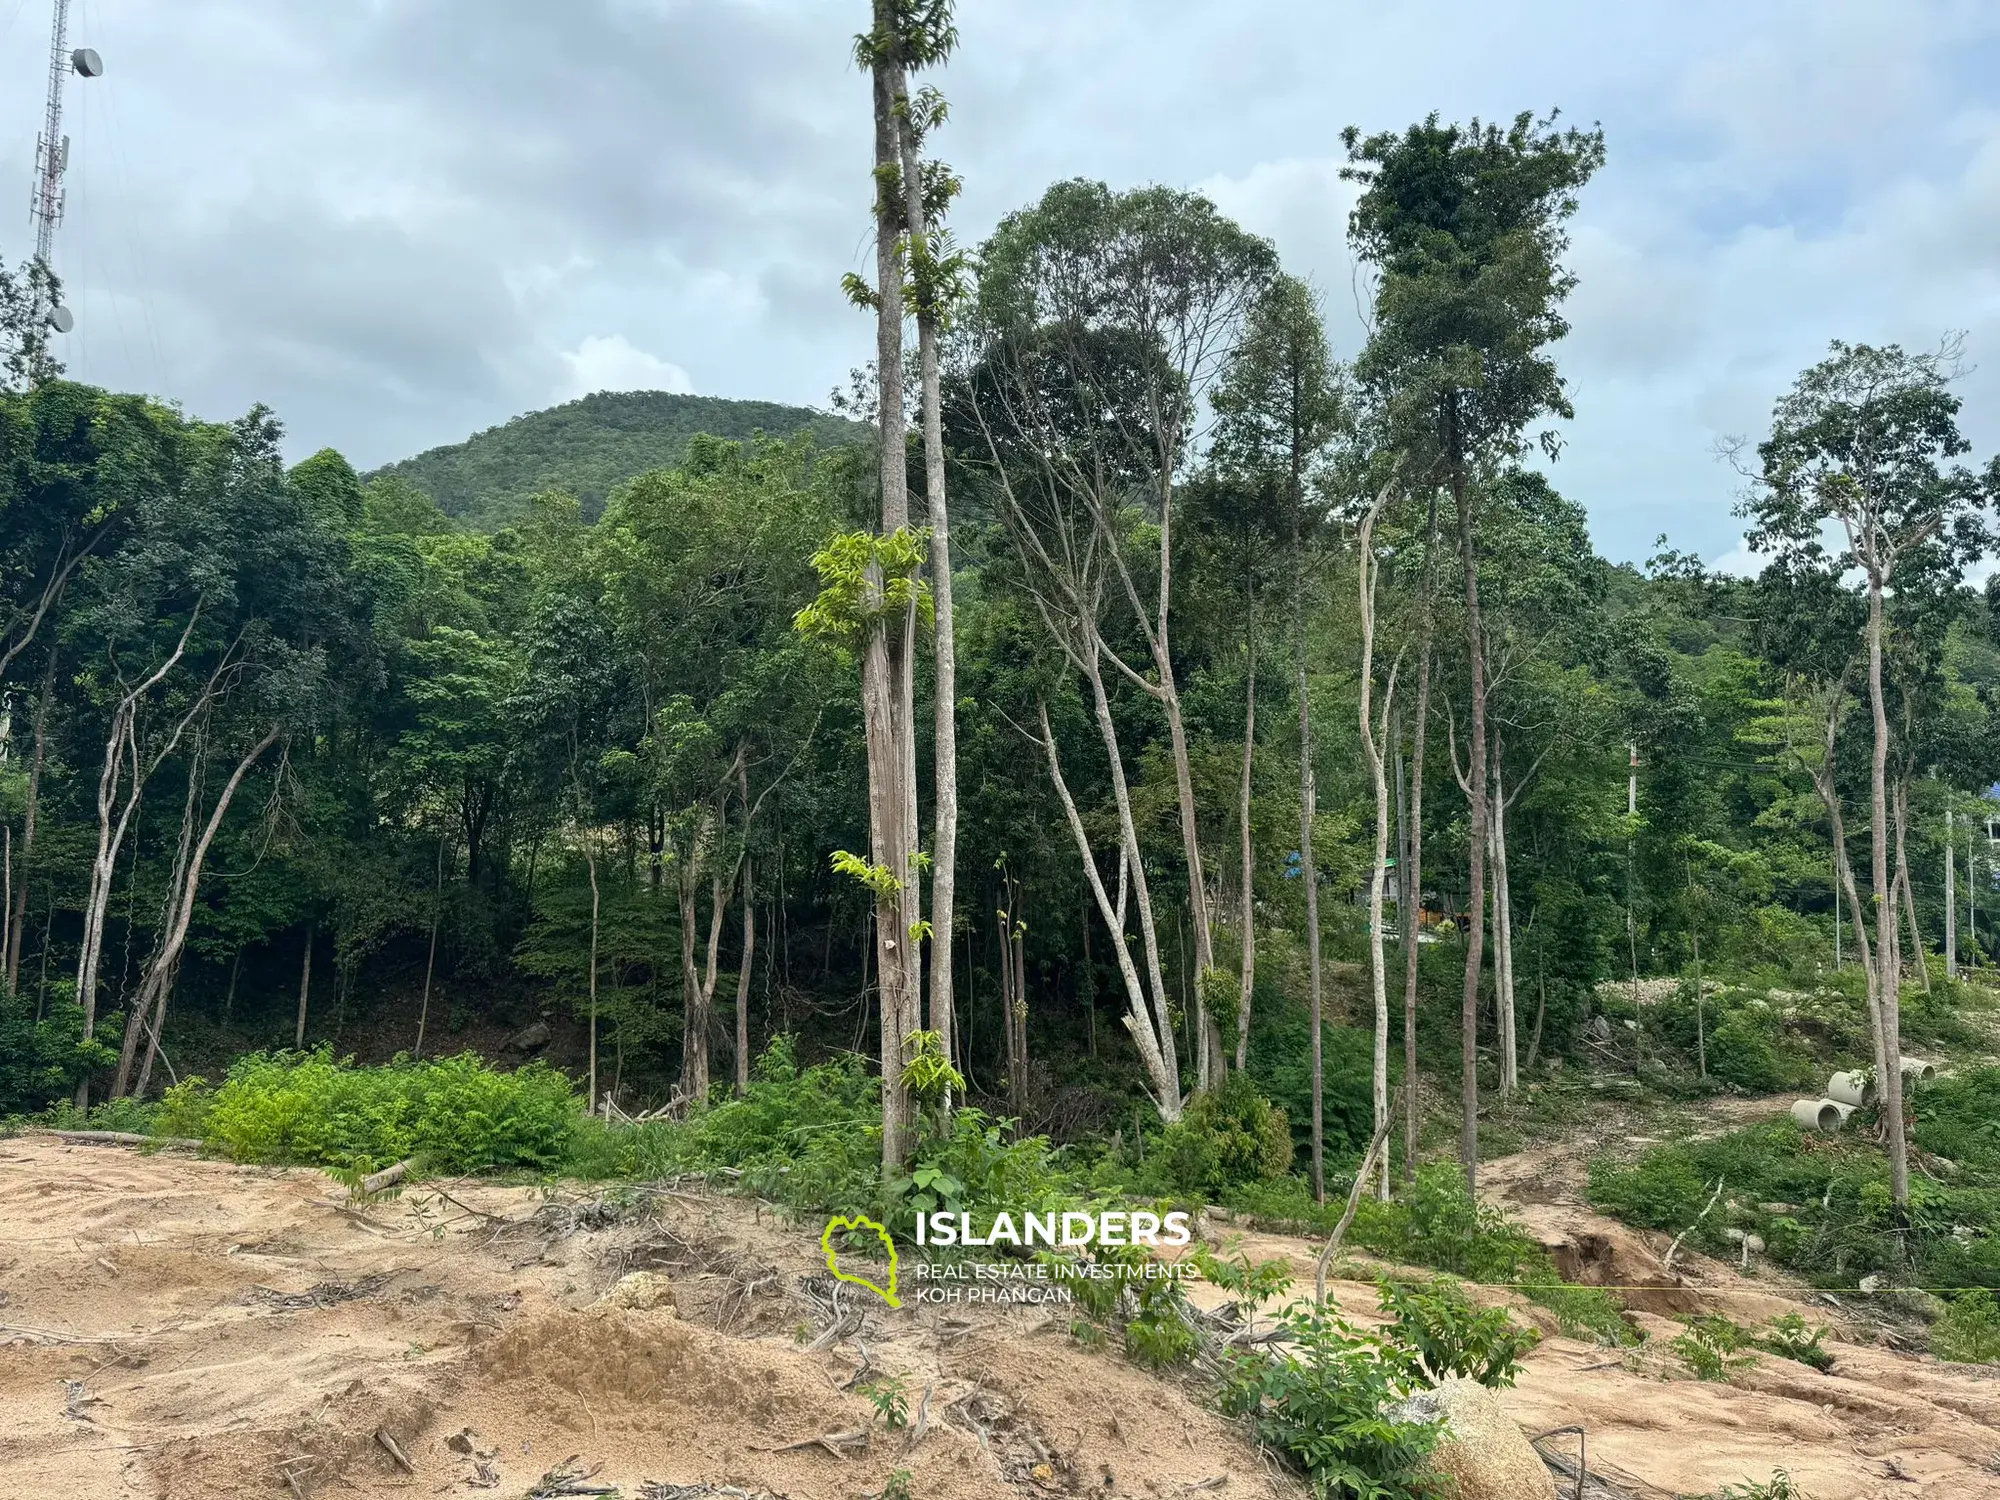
left=821, top=1213, right=900, bottom=1307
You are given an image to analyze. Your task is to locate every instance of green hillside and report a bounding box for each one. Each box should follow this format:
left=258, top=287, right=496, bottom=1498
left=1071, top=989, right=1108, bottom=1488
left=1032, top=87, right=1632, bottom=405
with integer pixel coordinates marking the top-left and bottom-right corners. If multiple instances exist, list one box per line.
left=369, top=389, right=867, bottom=529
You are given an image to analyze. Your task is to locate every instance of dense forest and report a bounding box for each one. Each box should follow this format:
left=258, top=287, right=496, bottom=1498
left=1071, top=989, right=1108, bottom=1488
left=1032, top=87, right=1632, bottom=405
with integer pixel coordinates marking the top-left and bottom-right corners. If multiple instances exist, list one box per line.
left=370, top=389, right=867, bottom=530
left=2, top=7, right=1997, bottom=1237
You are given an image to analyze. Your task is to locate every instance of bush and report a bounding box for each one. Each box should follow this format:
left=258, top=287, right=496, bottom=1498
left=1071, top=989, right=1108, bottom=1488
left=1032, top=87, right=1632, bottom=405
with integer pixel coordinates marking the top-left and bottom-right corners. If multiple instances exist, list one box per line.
left=195, top=1048, right=580, bottom=1173
left=1588, top=1070, right=2000, bottom=1293
left=1377, top=1276, right=1538, bottom=1387
left=1219, top=1302, right=1442, bottom=1499
left=1931, top=1290, right=2000, bottom=1364
left=1759, top=1312, right=1833, bottom=1371
left=1161, top=1074, right=1292, bottom=1198
left=0, top=991, right=116, bottom=1116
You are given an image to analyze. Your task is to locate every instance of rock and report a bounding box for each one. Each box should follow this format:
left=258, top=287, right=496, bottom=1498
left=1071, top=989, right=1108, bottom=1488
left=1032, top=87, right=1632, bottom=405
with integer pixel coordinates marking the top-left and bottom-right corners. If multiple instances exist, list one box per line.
left=503, top=1019, right=552, bottom=1052
left=1390, top=1377, right=1555, bottom=1500
left=598, top=1271, right=676, bottom=1313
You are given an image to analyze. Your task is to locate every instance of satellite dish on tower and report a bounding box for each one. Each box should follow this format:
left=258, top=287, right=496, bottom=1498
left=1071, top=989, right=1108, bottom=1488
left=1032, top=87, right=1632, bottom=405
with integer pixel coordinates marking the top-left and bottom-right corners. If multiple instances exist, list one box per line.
left=48, top=306, right=75, bottom=334
left=71, top=47, right=102, bottom=77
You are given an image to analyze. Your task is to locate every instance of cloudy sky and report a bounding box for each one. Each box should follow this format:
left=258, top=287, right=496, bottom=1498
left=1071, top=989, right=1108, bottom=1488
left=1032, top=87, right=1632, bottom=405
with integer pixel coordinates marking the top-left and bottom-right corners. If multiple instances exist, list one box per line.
left=4, top=0, right=1998, bottom=566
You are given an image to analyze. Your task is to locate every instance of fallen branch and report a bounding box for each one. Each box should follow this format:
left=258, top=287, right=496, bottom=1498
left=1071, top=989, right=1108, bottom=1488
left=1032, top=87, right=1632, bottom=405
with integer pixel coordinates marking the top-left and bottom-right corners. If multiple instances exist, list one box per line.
left=35, top=1129, right=204, bottom=1151
left=1663, top=1178, right=1725, bottom=1270
left=355, top=1159, right=414, bottom=1198
left=750, top=1427, right=870, bottom=1459
left=374, top=1428, right=415, bottom=1474
left=1315, top=1092, right=1400, bottom=1305
left=0, top=1323, right=118, bottom=1345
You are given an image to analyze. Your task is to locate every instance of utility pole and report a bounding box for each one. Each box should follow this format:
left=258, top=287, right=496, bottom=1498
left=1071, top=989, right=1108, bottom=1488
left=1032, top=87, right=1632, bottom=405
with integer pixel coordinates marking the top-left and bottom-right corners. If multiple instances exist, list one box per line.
left=1946, top=807, right=1957, bottom=979
left=28, top=0, right=102, bottom=332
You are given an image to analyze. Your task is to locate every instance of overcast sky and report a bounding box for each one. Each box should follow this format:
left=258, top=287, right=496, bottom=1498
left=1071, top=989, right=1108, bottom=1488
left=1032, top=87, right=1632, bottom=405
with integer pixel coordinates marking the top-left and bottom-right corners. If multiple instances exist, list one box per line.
left=4, top=0, right=1998, bottom=566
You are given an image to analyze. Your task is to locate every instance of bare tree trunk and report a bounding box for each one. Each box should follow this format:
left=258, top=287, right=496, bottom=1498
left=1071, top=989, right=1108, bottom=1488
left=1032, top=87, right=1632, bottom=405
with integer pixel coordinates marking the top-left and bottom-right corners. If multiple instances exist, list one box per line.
left=1493, top=749, right=1518, bottom=1093
left=1234, top=639, right=1256, bottom=1071
left=1298, top=559, right=1324, bottom=1204
left=896, top=76, right=958, bottom=1096
left=1450, top=425, right=1488, bottom=1190
left=586, top=841, right=600, bottom=1114
left=112, top=726, right=280, bottom=1096
left=863, top=5, right=919, bottom=1170
left=735, top=854, right=755, bottom=1094
left=1035, top=696, right=1181, bottom=1118
left=1862, top=581, right=1910, bottom=1212
left=415, top=836, right=444, bottom=1059
left=1357, top=489, right=1399, bottom=1200
left=294, top=923, right=313, bottom=1050
left=1011, top=917, right=1027, bottom=1116
left=1894, top=778, right=1929, bottom=992
left=7, top=653, right=55, bottom=990
left=1401, top=490, right=1439, bottom=1184
left=76, top=614, right=205, bottom=1083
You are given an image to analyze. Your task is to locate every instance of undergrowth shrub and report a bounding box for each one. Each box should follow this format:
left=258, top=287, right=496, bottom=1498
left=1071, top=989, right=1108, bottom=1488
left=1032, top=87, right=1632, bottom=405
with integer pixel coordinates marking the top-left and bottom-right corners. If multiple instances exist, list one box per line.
left=1219, top=1302, right=1442, bottom=1499
left=1930, top=1290, right=2000, bottom=1364
left=0, top=990, right=116, bottom=1116
left=1377, top=1275, right=1539, bottom=1386
left=193, top=1048, right=579, bottom=1173
left=1588, top=1067, right=2000, bottom=1291
left=1161, top=1074, right=1292, bottom=1198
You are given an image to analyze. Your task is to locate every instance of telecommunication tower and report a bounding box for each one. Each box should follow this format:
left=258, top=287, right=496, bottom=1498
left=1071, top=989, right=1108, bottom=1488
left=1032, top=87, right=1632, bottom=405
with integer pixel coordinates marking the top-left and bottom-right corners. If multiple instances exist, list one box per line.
left=28, top=0, right=103, bottom=334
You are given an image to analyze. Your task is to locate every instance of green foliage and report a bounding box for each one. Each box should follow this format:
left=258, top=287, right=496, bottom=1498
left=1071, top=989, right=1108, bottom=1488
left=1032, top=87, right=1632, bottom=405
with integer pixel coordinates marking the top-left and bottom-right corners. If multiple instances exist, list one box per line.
left=1672, top=1316, right=1758, bottom=1381
left=1713, top=1472, right=1806, bottom=1500
left=886, top=1107, right=1065, bottom=1237
left=1162, top=1074, right=1293, bottom=1198
left=367, top=390, right=864, bottom=529
left=1219, top=1301, right=1442, bottom=1500
left=793, top=527, right=932, bottom=645
left=1759, top=1312, right=1833, bottom=1372
left=1930, top=1290, right=2000, bottom=1364
left=193, top=1049, right=580, bottom=1174
left=1222, top=1166, right=1630, bottom=1345
left=1588, top=1068, right=2000, bottom=1293
left=0, top=992, right=116, bottom=1116
left=1193, top=1245, right=1297, bottom=1323
left=859, top=1374, right=910, bottom=1430
left=1377, top=1276, right=1539, bottom=1388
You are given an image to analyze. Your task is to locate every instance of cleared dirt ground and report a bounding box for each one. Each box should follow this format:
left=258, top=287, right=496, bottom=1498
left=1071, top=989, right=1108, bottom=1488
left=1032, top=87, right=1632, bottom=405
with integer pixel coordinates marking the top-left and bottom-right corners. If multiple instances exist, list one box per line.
left=3, top=1128, right=1999, bottom=1499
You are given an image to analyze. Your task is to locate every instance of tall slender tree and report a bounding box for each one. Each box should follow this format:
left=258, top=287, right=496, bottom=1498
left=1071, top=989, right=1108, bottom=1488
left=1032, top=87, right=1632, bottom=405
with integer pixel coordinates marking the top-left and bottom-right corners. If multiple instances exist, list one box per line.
left=1343, top=111, right=1603, bottom=1187
left=1744, top=339, right=1995, bottom=1212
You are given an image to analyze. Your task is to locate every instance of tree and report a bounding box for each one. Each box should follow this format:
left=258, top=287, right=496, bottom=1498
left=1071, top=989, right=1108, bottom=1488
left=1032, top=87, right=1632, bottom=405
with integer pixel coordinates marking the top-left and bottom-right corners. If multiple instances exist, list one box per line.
left=1343, top=110, right=1604, bottom=1187
left=889, top=6, right=969, bottom=1094
left=1211, top=273, right=1346, bottom=1192
left=1742, top=339, right=1995, bottom=1212
left=973, top=177, right=1276, bottom=1095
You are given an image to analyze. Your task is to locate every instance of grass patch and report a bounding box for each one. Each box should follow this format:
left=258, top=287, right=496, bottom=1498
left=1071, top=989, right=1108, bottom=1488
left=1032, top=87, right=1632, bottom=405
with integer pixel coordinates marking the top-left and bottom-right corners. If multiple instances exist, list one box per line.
left=1587, top=1065, right=2000, bottom=1293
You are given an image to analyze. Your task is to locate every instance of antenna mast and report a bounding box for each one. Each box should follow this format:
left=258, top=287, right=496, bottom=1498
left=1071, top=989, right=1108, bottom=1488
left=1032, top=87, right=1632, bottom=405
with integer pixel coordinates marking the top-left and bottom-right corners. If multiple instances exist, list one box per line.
left=28, top=1, right=100, bottom=333
left=30, top=0, right=72, bottom=267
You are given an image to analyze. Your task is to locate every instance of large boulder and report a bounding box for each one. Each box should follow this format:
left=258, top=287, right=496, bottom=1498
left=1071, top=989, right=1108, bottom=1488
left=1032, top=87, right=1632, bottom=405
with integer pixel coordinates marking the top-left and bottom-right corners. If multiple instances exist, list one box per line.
left=502, top=1019, right=552, bottom=1052
left=1392, top=1377, right=1554, bottom=1500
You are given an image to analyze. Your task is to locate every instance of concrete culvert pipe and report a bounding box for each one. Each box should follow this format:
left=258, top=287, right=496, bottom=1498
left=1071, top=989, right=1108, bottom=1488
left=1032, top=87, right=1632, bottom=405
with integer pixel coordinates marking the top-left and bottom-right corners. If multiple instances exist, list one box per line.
left=1901, top=1057, right=1937, bottom=1084
left=1827, top=1070, right=1874, bottom=1108
left=1825, top=1100, right=1856, bottom=1129
left=1792, top=1098, right=1842, bottom=1132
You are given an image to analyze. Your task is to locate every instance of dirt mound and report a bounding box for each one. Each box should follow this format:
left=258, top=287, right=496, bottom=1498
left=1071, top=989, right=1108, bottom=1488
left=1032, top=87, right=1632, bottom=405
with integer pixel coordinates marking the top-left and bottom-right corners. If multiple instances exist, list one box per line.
left=0, top=1135, right=1293, bottom=1500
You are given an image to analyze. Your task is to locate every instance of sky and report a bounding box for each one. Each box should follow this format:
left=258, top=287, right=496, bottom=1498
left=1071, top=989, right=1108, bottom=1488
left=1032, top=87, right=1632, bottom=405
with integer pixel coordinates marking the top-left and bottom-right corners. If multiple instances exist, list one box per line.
left=3, top=0, right=1998, bottom=568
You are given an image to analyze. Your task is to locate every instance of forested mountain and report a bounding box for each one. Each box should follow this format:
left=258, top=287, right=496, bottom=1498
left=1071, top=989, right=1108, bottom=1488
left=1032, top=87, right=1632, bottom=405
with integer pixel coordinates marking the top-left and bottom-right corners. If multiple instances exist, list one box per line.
left=368, top=390, right=867, bottom=529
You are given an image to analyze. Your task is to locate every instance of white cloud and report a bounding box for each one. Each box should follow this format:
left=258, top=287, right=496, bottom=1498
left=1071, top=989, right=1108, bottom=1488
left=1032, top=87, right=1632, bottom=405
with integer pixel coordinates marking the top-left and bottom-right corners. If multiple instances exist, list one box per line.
left=558, top=334, right=694, bottom=400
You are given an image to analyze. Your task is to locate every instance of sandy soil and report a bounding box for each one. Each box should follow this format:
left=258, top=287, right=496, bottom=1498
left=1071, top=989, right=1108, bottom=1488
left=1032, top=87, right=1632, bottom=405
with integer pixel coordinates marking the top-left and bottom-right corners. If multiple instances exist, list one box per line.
left=6, top=1124, right=2000, bottom=1500
left=0, top=1135, right=1297, bottom=1500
